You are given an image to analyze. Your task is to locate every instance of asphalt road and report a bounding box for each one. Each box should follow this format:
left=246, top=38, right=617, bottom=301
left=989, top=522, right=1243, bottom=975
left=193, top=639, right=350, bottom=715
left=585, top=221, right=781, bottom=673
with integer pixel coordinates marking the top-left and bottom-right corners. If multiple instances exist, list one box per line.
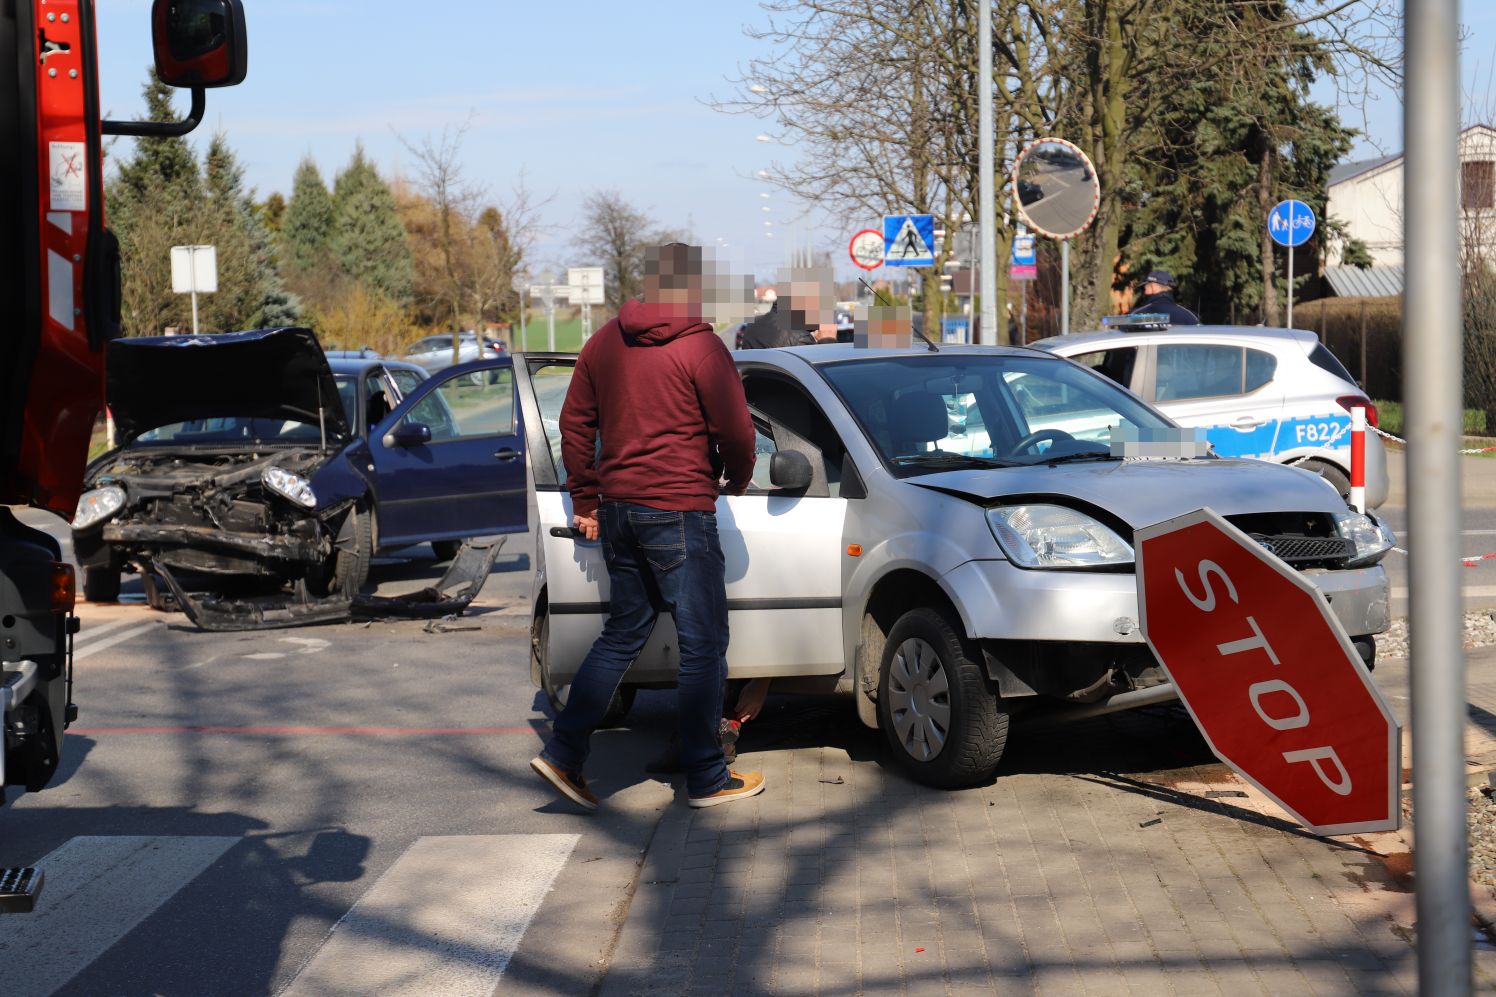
left=1375, top=449, right=1496, bottom=614
left=0, top=505, right=688, bottom=996
left=1, top=443, right=1491, bottom=993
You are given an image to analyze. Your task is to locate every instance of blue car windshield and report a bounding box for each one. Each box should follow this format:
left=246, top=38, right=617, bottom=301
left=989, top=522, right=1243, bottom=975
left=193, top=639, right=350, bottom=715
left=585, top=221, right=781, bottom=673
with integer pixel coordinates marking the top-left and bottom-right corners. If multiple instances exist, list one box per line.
left=816, top=354, right=1171, bottom=472
left=134, top=416, right=326, bottom=445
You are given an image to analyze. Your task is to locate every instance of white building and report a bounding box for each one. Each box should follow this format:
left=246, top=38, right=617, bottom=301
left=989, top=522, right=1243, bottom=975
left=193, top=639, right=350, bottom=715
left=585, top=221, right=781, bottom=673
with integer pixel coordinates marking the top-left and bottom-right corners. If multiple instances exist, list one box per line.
left=1323, top=124, right=1496, bottom=294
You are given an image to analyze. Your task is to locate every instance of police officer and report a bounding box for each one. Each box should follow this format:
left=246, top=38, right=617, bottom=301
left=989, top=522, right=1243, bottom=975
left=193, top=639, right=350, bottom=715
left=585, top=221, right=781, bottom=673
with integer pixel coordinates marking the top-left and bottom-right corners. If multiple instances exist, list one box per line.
left=1130, top=269, right=1200, bottom=326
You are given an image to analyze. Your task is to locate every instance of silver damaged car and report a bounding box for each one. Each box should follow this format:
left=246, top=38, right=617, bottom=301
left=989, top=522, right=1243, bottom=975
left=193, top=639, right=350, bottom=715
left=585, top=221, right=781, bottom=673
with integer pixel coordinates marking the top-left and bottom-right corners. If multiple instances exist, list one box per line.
left=515, top=345, right=1393, bottom=788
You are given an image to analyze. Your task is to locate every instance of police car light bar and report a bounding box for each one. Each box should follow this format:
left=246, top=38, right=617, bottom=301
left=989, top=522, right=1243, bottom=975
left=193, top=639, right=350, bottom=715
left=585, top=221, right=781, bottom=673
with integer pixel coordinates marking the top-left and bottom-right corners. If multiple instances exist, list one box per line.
left=1101, top=313, right=1172, bottom=332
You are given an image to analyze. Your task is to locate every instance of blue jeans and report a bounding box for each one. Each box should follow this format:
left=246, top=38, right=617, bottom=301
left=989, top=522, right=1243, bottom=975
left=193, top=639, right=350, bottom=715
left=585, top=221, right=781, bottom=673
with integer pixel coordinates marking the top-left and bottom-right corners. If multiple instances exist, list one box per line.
left=541, top=502, right=731, bottom=797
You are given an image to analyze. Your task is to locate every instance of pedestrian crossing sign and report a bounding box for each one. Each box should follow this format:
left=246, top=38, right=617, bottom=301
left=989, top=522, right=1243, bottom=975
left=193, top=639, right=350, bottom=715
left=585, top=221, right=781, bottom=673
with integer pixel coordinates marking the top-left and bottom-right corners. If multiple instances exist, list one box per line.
left=883, top=213, right=935, bottom=267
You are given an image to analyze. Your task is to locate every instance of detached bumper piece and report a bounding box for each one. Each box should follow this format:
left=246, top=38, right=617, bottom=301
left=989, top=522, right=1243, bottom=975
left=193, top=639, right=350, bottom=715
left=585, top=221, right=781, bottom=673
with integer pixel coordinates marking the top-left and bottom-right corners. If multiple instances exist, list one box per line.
left=0, top=867, right=44, bottom=914
left=154, top=538, right=507, bottom=632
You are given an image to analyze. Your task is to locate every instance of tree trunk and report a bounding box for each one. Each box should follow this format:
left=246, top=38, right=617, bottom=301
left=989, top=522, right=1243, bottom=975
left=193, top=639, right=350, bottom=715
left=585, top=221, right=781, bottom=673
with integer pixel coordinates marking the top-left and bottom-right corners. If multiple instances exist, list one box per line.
left=1258, top=141, right=1278, bottom=324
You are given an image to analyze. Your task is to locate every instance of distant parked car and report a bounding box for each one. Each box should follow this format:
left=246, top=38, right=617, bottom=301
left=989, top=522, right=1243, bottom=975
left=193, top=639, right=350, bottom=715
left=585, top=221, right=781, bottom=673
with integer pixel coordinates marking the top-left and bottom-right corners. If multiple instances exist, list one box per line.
left=405, top=332, right=507, bottom=379
left=1035, top=323, right=1389, bottom=507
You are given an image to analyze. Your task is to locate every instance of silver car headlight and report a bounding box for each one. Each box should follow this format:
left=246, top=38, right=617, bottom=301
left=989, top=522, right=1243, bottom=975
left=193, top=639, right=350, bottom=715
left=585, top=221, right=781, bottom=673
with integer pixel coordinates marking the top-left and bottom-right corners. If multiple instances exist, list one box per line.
left=986, top=504, right=1134, bottom=569
left=72, top=485, right=126, bottom=530
left=1333, top=510, right=1396, bottom=567
left=261, top=466, right=318, bottom=508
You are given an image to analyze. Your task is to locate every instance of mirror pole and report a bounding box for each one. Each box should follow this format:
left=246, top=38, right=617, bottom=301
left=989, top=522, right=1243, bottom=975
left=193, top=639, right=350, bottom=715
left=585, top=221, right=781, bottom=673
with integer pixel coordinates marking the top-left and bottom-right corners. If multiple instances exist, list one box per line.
left=1060, top=238, right=1070, bottom=337
left=101, top=86, right=205, bottom=138
left=977, top=0, right=997, bottom=345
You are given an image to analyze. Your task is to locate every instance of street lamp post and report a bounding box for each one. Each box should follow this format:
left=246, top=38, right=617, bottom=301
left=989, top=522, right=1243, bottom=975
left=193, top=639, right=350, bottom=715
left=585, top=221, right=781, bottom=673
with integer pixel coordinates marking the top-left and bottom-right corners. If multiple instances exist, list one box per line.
left=977, top=0, right=997, bottom=345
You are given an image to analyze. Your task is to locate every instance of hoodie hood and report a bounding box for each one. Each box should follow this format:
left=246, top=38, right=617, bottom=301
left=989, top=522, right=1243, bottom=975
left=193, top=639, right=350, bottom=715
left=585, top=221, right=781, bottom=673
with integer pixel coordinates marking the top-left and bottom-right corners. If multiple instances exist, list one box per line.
left=906, top=457, right=1346, bottom=530
left=617, top=299, right=712, bottom=345
left=107, top=327, right=350, bottom=444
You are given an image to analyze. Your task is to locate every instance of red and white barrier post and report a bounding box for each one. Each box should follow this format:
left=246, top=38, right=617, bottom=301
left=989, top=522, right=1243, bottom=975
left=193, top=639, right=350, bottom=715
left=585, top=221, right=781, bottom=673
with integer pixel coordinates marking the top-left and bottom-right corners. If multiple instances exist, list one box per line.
left=1350, top=406, right=1367, bottom=512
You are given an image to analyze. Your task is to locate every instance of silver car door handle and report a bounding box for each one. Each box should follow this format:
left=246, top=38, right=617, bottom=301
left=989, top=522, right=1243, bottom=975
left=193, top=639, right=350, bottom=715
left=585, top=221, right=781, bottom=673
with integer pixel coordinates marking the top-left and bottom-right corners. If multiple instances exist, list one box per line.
left=1231, top=416, right=1262, bottom=428
left=494, top=448, right=521, bottom=461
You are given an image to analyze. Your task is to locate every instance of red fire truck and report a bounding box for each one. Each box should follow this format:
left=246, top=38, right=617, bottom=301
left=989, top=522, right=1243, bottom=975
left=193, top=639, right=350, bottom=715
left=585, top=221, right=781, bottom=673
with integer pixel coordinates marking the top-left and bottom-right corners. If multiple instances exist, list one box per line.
left=0, top=0, right=247, bottom=912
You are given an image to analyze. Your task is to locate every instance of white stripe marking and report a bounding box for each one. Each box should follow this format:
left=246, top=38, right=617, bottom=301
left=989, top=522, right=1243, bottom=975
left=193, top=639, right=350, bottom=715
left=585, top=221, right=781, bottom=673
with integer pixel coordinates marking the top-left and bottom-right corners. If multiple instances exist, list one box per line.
left=0, top=836, right=238, bottom=995
left=1391, top=585, right=1496, bottom=599
left=280, top=834, right=579, bottom=997
left=72, top=622, right=158, bottom=661
left=73, top=616, right=140, bottom=643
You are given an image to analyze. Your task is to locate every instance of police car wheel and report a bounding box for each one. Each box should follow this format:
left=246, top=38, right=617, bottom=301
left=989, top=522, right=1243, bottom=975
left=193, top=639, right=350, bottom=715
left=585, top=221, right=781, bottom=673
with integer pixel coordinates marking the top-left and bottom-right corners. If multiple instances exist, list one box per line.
left=1297, top=459, right=1350, bottom=498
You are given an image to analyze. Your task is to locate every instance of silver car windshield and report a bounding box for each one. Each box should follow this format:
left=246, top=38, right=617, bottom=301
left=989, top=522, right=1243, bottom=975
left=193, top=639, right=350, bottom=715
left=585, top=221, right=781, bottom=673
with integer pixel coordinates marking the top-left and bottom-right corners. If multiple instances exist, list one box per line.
left=817, top=354, right=1172, bottom=473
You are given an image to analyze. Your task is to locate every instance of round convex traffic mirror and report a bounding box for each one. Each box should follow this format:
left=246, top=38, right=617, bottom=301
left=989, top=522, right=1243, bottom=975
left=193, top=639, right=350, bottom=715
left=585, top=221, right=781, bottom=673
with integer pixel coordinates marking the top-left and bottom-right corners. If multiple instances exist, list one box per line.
left=1011, top=138, right=1100, bottom=240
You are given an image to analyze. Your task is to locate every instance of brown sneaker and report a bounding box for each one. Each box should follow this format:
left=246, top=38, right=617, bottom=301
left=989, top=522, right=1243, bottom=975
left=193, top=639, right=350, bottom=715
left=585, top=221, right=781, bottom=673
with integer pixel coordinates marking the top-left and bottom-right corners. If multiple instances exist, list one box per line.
left=688, top=770, right=765, bottom=809
left=530, top=756, right=599, bottom=812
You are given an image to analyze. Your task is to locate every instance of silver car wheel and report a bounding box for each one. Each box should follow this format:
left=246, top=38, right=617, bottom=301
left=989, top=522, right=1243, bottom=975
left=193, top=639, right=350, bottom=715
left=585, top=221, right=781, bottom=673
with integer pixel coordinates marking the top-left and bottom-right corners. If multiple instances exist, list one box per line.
left=887, top=636, right=952, bottom=761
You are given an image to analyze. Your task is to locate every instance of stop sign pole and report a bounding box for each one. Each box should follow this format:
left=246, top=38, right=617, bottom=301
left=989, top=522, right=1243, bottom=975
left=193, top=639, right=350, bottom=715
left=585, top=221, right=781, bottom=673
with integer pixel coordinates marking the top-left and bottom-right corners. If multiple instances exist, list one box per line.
left=1136, top=508, right=1400, bottom=836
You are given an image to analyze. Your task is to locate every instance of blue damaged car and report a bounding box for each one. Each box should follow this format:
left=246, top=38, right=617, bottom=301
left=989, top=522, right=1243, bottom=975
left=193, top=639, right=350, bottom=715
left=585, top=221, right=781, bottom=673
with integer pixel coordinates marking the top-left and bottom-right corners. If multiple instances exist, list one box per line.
left=71, top=327, right=527, bottom=606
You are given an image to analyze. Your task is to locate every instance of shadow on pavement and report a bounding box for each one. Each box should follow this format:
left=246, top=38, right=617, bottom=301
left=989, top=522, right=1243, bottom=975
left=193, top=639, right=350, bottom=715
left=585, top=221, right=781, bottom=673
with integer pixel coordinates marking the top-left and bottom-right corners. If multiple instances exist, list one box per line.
left=0, top=804, right=372, bottom=997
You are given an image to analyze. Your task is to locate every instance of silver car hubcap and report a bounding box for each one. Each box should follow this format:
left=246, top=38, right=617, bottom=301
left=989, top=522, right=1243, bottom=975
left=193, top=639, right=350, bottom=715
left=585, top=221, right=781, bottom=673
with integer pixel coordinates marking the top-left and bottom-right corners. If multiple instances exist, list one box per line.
left=888, top=637, right=952, bottom=761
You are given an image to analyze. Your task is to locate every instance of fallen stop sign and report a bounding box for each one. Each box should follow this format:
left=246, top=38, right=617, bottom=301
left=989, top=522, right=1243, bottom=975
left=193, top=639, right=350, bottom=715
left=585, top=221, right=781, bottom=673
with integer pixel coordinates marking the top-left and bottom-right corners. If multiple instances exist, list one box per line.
left=1136, top=508, right=1400, bottom=835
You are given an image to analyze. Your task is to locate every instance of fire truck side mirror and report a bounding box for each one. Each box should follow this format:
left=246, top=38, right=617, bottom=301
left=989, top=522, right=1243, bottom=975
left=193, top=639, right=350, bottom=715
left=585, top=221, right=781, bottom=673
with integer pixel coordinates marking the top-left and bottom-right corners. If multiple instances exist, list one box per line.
left=152, top=0, right=248, bottom=89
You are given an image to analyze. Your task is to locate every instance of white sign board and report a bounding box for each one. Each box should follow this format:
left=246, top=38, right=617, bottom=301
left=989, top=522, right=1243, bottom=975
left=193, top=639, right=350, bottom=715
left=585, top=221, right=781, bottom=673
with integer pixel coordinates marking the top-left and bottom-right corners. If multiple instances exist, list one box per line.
left=566, top=267, right=605, bottom=306
left=170, top=245, right=218, bottom=294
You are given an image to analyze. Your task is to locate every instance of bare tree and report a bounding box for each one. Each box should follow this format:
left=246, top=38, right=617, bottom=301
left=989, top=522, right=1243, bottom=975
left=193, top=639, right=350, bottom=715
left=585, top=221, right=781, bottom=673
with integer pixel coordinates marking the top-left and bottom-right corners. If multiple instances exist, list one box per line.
left=716, top=0, right=1403, bottom=334
left=575, top=189, right=655, bottom=309
left=398, top=119, right=487, bottom=363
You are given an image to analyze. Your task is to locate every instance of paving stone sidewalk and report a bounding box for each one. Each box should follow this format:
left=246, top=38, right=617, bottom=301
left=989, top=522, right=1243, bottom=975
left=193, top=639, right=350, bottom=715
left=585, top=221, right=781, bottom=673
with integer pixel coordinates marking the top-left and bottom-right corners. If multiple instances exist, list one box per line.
left=597, top=698, right=1496, bottom=997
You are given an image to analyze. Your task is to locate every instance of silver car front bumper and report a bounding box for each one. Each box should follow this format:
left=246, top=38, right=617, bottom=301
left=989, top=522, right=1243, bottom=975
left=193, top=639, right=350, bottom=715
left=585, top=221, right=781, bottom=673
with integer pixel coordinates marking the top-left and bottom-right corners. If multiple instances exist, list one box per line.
left=942, top=559, right=1391, bottom=645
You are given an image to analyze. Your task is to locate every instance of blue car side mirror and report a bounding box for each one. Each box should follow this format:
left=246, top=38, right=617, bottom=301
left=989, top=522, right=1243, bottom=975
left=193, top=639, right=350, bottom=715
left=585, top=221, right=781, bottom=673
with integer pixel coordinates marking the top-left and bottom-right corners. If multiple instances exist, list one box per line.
left=385, top=422, right=432, bottom=448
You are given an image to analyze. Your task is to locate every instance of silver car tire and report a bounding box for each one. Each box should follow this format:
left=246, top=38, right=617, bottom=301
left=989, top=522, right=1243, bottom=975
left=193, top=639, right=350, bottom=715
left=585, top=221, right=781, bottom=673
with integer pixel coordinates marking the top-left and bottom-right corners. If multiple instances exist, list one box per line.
left=878, top=607, right=1008, bottom=788
left=534, top=611, right=636, bottom=727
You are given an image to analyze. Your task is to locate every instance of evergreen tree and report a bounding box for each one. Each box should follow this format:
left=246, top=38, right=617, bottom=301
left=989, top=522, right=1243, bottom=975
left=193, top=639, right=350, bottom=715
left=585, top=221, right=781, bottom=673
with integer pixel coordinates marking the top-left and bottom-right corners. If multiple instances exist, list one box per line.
left=280, top=157, right=336, bottom=275
left=332, top=144, right=414, bottom=304
left=113, top=72, right=201, bottom=204
left=108, top=75, right=202, bottom=335
left=1115, top=4, right=1354, bottom=324
left=198, top=133, right=301, bottom=331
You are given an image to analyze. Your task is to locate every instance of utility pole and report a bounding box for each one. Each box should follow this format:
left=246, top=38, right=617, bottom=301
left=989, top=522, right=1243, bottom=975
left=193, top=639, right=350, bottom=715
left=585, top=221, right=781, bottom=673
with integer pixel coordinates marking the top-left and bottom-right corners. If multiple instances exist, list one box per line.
left=1404, top=0, right=1472, bottom=993
left=977, top=0, right=997, bottom=345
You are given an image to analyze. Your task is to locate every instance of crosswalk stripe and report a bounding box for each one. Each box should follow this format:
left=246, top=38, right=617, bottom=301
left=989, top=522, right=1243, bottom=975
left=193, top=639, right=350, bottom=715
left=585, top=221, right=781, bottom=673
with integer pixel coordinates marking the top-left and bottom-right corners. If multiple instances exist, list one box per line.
left=0, top=835, right=239, bottom=995
left=72, top=622, right=159, bottom=661
left=279, top=834, right=579, bottom=997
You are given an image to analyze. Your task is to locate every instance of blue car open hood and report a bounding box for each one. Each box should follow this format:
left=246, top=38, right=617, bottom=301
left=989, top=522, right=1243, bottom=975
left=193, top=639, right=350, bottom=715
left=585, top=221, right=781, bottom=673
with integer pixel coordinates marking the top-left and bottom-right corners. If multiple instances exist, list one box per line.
left=106, top=327, right=350, bottom=444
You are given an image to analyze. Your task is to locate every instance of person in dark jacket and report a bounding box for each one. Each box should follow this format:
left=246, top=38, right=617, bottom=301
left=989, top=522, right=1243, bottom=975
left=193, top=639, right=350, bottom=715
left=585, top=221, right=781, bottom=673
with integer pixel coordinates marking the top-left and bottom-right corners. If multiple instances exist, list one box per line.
left=737, top=263, right=839, bottom=349
left=531, top=243, right=766, bottom=812
left=1129, top=269, right=1200, bottom=325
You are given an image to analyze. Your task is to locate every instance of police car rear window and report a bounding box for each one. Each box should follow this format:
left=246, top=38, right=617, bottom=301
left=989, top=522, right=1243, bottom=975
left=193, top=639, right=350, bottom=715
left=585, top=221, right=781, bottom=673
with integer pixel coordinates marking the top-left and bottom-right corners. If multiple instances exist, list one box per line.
left=1308, top=343, right=1355, bottom=383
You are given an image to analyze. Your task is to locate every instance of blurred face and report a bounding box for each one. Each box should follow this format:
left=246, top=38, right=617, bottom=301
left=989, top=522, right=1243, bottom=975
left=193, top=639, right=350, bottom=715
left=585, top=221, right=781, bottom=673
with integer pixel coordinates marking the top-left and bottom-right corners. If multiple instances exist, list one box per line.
left=778, top=265, right=835, bottom=329
left=643, top=244, right=704, bottom=319
left=1143, top=281, right=1168, bottom=296
left=854, top=303, right=913, bottom=349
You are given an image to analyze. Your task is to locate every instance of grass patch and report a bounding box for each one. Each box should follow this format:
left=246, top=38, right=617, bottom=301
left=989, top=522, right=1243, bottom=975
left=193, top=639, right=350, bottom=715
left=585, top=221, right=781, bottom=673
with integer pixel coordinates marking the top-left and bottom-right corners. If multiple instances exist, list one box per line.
left=1372, top=400, right=1489, bottom=438
left=511, top=309, right=588, bottom=353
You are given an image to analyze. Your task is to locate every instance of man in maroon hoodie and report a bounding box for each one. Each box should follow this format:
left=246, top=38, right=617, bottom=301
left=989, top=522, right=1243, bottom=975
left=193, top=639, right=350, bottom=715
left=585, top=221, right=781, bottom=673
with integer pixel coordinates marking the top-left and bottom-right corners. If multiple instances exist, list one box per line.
left=531, top=243, right=765, bottom=810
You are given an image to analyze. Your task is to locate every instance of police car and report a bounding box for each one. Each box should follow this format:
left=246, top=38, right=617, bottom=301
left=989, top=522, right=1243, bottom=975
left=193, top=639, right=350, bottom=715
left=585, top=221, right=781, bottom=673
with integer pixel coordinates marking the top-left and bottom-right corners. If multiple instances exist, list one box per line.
left=1034, top=319, right=1389, bottom=507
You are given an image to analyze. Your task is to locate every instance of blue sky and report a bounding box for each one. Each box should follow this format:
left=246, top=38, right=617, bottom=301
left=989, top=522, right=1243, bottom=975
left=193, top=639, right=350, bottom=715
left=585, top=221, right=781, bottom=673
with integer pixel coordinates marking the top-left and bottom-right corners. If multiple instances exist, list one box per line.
left=95, top=1, right=1495, bottom=279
